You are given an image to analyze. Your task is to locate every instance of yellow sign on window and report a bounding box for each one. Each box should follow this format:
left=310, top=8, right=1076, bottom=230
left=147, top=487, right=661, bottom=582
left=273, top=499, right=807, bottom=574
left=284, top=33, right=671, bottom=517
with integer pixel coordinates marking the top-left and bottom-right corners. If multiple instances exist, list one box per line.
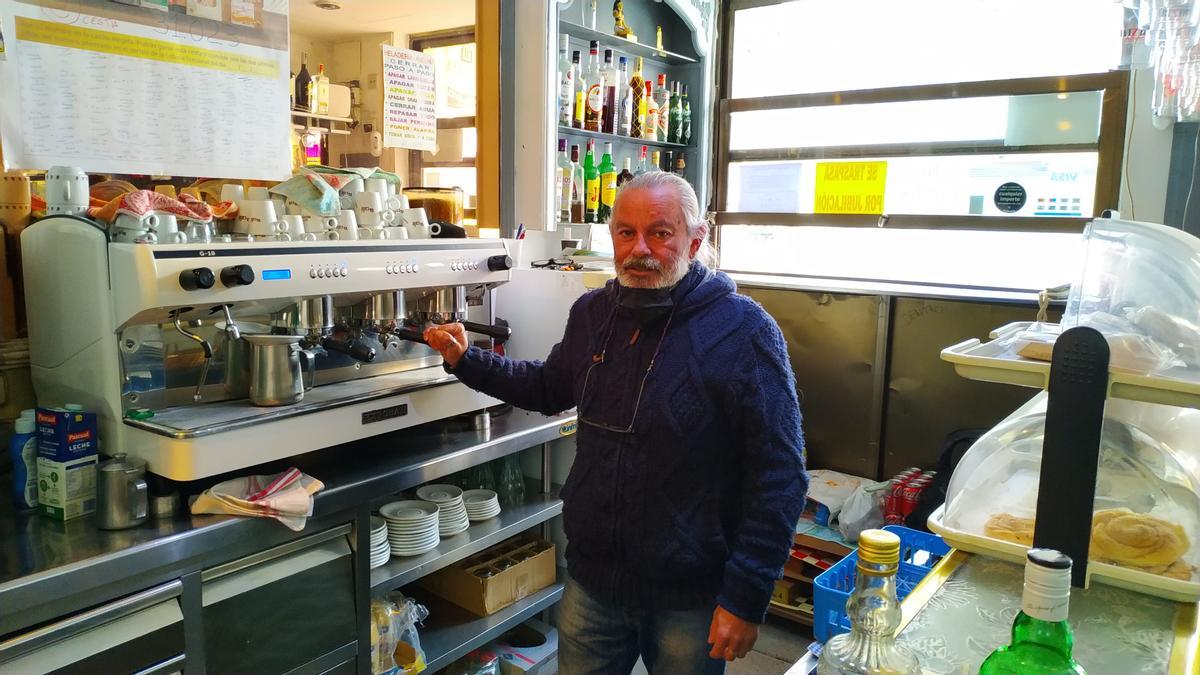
left=813, top=161, right=888, bottom=214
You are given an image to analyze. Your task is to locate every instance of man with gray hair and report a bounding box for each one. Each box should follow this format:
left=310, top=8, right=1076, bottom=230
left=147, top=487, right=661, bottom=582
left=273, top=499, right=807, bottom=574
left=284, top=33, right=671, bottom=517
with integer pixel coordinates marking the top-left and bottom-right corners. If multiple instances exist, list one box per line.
left=425, top=172, right=807, bottom=674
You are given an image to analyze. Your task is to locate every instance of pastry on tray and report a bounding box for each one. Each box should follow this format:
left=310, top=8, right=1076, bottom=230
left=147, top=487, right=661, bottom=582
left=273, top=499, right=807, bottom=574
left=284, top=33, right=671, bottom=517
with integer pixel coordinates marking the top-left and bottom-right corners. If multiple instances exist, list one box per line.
left=982, top=509, right=1194, bottom=581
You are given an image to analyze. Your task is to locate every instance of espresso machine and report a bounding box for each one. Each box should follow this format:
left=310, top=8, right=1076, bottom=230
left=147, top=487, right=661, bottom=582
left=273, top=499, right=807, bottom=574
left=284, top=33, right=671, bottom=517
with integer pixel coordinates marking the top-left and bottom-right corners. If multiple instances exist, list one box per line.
left=22, top=215, right=515, bottom=481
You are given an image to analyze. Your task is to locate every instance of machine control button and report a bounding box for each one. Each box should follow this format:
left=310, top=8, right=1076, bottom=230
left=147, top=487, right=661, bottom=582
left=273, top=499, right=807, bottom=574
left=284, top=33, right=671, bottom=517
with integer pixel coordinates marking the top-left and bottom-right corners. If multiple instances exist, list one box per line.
left=179, top=267, right=216, bottom=291
left=220, top=264, right=255, bottom=287
left=339, top=266, right=349, bottom=277
left=411, top=263, right=419, bottom=273
left=387, top=264, right=396, bottom=274
left=487, top=254, right=513, bottom=271
left=317, top=268, right=326, bottom=278
left=309, top=268, right=317, bottom=279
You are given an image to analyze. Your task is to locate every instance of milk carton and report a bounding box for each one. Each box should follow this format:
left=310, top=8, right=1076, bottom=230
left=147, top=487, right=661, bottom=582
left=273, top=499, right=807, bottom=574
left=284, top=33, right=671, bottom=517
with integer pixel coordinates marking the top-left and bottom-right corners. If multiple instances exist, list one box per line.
left=36, top=406, right=98, bottom=520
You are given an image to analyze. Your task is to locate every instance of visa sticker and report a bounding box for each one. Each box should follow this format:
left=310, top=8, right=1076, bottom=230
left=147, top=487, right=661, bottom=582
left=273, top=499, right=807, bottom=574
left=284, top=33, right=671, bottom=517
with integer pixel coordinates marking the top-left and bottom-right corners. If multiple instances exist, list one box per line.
left=559, top=421, right=577, bottom=436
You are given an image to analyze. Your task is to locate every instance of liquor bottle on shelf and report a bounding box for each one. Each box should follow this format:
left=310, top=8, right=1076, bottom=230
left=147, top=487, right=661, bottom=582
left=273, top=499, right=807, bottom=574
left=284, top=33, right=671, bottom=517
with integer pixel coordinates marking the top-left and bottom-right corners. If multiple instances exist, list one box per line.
left=586, top=0, right=597, bottom=30
left=570, top=144, right=584, bottom=223
left=664, top=151, right=675, bottom=176
left=650, top=150, right=662, bottom=172
left=634, top=145, right=649, bottom=175
left=673, top=152, right=686, bottom=178
left=295, top=53, right=311, bottom=110
left=601, top=49, right=618, bottom=134
left=584, top=140, right=600, bottom=223
left=617, top=157, right=634, bottom=189
left=584, top=41, right=604, bottom=132
left=572, top=50, right=585, bottom=129
left=617, top=57, right=633, bottom=137
left=558, top=35, right=574, bottom=128
left=556, top=139, right=572, bottom=222
left=644, top=81, right=659, bottom=141
left=681, top=84, right=692, bottom=145
left=816, top=530, right=921, bottom=675
left=630, top=57, right=647, bottom=138
left=309, top=63, right=330, bottom=115
left=669, top=82, right=684, bottom=144
left=980, top=550, right=1086, bottom=675
left=655, top=74, right=671, bottom=142
left=598, top=143, right=617, bottom=221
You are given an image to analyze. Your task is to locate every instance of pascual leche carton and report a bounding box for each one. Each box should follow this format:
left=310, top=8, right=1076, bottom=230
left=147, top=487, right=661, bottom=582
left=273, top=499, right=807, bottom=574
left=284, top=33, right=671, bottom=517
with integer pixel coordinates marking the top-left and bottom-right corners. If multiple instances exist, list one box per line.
left=36, top=406, right=98, bottom=520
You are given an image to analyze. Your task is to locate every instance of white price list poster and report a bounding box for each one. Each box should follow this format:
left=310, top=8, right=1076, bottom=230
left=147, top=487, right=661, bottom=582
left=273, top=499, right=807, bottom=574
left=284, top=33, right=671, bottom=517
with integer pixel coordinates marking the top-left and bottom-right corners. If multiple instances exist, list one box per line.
left=0, top=0, right=291, bottom=179
left=381, top=45, right=436, bottom=152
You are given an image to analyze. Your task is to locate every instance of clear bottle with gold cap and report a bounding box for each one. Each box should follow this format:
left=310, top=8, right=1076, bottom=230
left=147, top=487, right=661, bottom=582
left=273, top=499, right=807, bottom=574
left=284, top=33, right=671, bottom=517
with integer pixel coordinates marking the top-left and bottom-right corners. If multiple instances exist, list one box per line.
left=816, top=529, right=921, bottom=675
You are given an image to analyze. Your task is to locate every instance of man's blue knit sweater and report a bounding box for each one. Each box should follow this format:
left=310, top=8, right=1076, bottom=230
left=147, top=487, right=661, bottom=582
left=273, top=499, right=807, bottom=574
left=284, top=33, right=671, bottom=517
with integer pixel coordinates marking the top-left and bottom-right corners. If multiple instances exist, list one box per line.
left=449, top=261, right=808, bottom=623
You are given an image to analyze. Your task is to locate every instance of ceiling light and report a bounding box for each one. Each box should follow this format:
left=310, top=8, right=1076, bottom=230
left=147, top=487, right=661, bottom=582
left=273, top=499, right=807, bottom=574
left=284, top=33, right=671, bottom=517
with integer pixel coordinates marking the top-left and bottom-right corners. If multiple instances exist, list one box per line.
left=314, top=0, right=341, bottom=10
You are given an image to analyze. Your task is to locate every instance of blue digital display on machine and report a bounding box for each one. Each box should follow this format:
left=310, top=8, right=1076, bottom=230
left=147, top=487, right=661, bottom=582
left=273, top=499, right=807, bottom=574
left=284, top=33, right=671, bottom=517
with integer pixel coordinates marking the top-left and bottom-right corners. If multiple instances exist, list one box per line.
left=262, top=269, right=291, bottom=280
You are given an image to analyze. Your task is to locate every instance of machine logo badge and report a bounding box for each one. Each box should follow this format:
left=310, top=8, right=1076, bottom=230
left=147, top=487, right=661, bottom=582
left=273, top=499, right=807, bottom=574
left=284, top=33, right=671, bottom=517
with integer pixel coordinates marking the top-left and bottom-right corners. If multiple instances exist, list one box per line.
left=198, top=250, right=216, bottom=257
left=559, top=421, right=577, bottom=436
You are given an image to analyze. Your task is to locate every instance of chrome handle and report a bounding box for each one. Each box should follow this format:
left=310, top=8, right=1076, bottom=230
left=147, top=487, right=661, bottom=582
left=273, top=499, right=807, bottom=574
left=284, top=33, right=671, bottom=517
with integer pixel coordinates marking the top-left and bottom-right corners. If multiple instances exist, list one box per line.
left=0, top=581, right=182, bottom=661
left=130, top=476, right=148, bottom=520
left=217, top=304, right=240, bottom=341
left=172, top=312, right=212, bottom=402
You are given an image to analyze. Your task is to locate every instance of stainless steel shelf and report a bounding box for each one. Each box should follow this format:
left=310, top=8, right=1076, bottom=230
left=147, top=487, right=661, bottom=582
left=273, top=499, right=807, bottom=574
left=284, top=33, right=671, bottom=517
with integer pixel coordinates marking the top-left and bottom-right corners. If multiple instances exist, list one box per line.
left=370, top=494, right=563, bottom=594
left=559, top=20, right=699, bottom=64
left=558, top=125, right=690, bottom=150
left=419, top=582, right=565, bottom=673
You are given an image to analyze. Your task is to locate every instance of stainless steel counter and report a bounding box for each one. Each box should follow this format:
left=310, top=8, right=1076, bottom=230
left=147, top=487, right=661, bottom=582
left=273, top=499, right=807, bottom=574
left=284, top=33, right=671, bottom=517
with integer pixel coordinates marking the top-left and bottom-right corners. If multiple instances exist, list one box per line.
left=0, top=409, right=577, bottom=637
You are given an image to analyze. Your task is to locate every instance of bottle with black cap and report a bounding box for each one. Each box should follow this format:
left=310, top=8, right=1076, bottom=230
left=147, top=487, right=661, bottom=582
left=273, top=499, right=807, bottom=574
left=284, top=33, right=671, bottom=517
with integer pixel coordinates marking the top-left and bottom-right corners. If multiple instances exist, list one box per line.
left=980, top=549, right=1086, bottom=674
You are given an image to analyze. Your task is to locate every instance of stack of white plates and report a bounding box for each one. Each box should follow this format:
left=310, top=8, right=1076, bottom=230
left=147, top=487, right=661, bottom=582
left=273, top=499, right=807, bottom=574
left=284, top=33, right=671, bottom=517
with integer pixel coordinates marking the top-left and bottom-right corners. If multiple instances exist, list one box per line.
left=416, top=484, right=470, bottom=537
left=462, top=489, right=502, bottom=522
left=379, top=500, right=440, bottom=556
left=368, top=516, right=390, bottom=568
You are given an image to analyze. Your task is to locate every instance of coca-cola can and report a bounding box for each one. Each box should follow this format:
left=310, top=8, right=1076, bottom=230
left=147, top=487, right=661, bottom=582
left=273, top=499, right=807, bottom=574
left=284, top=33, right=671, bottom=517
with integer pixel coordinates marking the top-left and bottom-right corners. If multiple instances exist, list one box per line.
left=899, top=479, right=929, bottom=517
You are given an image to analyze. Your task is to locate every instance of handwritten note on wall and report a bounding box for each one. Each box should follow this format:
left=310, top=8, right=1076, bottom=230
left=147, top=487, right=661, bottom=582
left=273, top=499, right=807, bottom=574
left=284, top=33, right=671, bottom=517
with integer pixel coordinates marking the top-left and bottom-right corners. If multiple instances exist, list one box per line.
left=381, top=45, right=436, bottom=152
left=0, top=0, right=291, bottom=179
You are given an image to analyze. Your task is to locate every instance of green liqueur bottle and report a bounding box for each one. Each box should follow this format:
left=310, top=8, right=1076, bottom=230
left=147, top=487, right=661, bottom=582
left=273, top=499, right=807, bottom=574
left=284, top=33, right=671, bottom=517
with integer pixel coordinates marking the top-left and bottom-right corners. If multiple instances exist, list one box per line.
left=980, top=549, right=1086, bottom=675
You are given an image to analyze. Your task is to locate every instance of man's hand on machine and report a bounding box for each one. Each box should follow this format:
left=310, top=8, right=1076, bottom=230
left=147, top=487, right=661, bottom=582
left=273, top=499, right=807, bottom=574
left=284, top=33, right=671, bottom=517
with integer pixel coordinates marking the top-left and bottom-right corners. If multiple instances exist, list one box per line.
left=424, top=323, right=469, bottom=367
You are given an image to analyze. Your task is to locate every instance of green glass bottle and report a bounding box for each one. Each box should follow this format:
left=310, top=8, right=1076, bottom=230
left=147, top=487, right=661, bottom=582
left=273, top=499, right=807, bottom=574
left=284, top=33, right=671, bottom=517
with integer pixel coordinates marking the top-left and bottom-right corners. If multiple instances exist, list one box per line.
left=598, top=142, right=616, bottom=222
left=584, top=140, right=599, bottom=224
left=980, top=549, right=1086, bottom=675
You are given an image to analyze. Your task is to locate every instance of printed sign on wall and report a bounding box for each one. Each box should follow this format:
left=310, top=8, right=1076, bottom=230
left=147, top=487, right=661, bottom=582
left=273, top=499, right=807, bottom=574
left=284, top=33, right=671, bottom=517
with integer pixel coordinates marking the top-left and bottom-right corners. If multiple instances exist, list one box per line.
left=0, top=0, right=291, bottom=179
left=381, top=45, right=436, bottom=151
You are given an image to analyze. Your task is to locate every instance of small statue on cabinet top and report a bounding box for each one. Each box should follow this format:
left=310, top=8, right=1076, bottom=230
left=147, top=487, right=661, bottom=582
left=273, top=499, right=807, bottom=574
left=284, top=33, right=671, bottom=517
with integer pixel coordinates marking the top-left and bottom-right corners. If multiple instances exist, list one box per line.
left=613, top=0, right=636, bottom=41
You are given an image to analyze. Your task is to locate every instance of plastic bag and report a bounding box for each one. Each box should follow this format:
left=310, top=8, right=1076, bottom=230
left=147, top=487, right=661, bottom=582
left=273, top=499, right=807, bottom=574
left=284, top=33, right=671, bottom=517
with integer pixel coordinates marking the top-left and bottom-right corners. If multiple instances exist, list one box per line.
left=446, top=648, right=499, bottom=675
left=837, top=479, right=890, bottom=542
left=371, top=593, right=430, bottom=675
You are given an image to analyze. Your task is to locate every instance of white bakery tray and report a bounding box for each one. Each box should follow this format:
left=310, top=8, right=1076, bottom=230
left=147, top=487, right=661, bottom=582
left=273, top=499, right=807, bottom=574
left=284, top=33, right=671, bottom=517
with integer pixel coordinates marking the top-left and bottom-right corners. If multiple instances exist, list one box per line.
left=927, top=505, right=1200, bottom=602
left=941, top=322, right=1200, bottom=410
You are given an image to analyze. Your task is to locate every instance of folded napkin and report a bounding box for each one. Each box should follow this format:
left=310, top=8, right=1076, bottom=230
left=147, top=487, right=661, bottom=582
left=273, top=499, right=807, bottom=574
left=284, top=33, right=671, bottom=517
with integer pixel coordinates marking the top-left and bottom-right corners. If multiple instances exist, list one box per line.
left=190, top=467, right=324, bottom=531
left=88, top=189, right=215, bottom=223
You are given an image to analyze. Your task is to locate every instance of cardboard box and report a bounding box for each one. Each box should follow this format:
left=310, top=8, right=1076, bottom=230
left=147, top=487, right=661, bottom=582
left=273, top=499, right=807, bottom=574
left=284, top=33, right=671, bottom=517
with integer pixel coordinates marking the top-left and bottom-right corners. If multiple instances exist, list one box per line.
left=35, top=407, right=98, bottom=520
left=773, top=578, right=802, bottom=606
left=420, top=536, right=555, bottom=617
left=492, top=619, right=558, bottom=675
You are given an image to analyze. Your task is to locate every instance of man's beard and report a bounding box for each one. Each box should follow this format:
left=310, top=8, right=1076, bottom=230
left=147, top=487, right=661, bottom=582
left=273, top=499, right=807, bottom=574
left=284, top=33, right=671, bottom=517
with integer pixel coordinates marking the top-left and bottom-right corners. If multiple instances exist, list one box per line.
left=617, top=253, right=690, bottom=289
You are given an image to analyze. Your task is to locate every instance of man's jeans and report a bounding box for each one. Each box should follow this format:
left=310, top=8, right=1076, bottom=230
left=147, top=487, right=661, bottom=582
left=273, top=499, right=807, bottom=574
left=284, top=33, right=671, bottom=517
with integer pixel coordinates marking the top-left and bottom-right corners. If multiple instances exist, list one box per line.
left=558, top=575, right=726, bottom=675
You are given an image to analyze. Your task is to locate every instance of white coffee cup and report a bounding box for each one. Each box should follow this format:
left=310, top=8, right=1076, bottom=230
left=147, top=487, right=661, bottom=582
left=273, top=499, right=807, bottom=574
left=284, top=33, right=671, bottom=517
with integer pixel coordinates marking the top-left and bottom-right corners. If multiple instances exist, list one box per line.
left=365, top=178, right=388, bottom=196
left=220, top=184, right=244, bottom=204
left=337, top=209, right=359, bottom=239
left=285, top=199, right=303, bottom=216
left=113, top=212, right=157, bottom=232
left=388, top=225, right=409, bottom=240
left=398, top=208, right=430, bottom=239
left=338, top=178, right=364, bottom=209
left=247, top=186, right=270, bottom=200
left=236, top=200, right=281, bottom=237
left=151, top=212, right=178, bottom=235
left=305, top=215, right=337, bottom=233
left=354, top=192, right=384, bottom=226
left=280, top=215, right=305, bottom=237
left=380, top=209, right=397, bottom=225
left=46, top=166, right=90, bottom=212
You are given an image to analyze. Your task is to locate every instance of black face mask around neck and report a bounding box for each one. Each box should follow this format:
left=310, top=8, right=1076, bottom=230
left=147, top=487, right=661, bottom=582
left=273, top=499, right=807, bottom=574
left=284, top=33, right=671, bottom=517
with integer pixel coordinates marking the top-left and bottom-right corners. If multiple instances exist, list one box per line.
left=616, top=284, right=675, bottom=323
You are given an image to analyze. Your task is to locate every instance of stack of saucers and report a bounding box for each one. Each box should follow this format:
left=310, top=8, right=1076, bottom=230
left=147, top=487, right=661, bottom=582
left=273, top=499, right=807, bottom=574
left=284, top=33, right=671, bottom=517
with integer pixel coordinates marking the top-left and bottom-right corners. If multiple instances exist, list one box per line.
left=379, top=500, right=440, bottom=556
left=368, top=516, right=390, bottom=568
left=416, top=484, right=470, bottom=537
left=462, top=489, right=502, bottom=522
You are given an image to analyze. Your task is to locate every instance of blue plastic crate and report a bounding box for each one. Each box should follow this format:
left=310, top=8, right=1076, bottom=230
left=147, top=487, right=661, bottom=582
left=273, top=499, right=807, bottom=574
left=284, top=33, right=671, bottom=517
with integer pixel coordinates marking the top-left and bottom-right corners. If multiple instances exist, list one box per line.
left=811, top=526, right=950, bottom=643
